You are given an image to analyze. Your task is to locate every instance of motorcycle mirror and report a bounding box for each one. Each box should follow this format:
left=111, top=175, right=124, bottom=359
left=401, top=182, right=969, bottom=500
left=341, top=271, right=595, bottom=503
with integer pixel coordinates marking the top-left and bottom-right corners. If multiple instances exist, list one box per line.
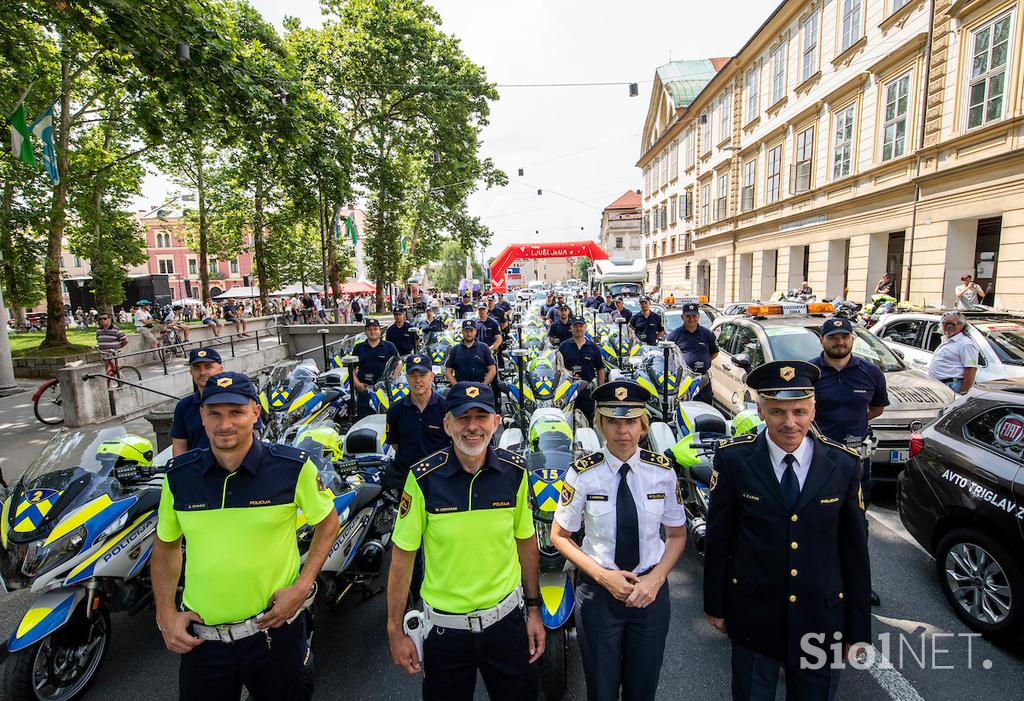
left=657, top=340, right=675, bottom=349
left=324, top=389, right=342, bottom=404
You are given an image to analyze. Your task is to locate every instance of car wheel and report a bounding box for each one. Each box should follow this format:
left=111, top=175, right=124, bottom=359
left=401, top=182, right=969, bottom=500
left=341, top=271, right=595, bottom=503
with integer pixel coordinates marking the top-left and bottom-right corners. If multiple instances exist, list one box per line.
left=935, top=528, right=1024, bottom=641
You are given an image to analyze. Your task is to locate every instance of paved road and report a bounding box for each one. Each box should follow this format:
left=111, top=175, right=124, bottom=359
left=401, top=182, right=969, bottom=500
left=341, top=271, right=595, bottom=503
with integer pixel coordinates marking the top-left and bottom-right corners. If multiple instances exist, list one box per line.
left=0, top=485, right=1020, bottom=700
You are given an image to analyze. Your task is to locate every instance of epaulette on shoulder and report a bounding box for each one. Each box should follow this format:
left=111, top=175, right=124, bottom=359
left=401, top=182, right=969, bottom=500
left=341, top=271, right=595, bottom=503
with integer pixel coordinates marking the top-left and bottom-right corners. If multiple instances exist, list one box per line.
left=165, top=448, right=205, bottom=472
left=639, top=448, right=672, bottom=469
left=265, top=443, right=309, bottom=465
left=814, top=432, right=860, bottom=459
left=572, top=451, right=604, bottom=473
left=718, top=433, right=757, bottom=449
left=413, top=449, right=450, bottom=481
left=496, top=448, right=527, bottom=470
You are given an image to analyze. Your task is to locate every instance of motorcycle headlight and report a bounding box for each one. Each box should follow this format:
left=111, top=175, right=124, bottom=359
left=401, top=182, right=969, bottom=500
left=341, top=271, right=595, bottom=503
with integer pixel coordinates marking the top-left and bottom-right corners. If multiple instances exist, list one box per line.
left=535, top=519, right=558, bottom=557
left=22, top=525, right=87, bottom=579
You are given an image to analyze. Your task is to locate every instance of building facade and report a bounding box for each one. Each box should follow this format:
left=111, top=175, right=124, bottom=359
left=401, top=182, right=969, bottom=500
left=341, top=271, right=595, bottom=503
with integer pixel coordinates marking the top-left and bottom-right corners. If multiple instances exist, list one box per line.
left=599, top=190, right=644, bottom=261
left=639, top=0, right=1024, bottom=309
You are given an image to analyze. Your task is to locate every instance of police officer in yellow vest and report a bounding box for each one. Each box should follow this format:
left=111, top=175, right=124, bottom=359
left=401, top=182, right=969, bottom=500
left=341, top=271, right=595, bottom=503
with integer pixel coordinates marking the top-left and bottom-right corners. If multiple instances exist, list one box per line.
left=703, top=361, right=871, bottom=700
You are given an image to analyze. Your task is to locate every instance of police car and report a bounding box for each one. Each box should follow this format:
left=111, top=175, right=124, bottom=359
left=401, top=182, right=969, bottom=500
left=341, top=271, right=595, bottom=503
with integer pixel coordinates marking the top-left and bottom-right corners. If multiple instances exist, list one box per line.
left=871, top=309, right=1024, bottom=382
left=708, top=303, right=954, bottom=479
left=660, top=300, right=721, bottom=331
left=899, top=378, right=1024, bottom=641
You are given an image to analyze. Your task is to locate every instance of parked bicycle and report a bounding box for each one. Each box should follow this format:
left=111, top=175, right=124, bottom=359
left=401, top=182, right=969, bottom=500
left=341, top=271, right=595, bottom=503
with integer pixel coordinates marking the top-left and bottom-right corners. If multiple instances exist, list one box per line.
left=156, top=322, right=186, bottom=363
left=100, top=350, right=142, bottom=388
left=31, top=378, right=63, bottom=425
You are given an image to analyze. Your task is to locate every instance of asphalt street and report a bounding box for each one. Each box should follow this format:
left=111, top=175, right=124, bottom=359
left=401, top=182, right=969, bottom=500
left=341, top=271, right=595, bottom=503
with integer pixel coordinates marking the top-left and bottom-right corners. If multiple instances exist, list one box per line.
left=0, top=484, right=1020, bottom=700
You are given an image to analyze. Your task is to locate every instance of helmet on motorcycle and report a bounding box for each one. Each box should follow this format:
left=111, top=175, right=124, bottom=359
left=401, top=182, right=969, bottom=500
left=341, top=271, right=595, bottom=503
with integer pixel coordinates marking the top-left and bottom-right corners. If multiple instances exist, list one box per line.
left=294, top=426, right=343, bottom=462
left=528, top=417, right=572, bottom=452
left=731, top=409, right=764, bottom=437
left=95, top=434, right=155, bottom=469
left=674, top=404, right=695, bottom=438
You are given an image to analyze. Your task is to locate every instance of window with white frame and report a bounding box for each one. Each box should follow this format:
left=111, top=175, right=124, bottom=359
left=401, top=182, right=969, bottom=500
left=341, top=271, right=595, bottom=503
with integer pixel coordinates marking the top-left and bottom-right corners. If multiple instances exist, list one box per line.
left=700, top=182, right=710, bottom=225
left=766, top=144, right=782, bottom=203
left=670, top=141, right=679, bottom=179
left=230, top=259, right=239, bottom=274
left=209, top=259, right=218, bottom=274
left=742, top=158, right=756, bottom=211
left=801, top=10, right=819, bottom=82
left=967, top=11, right=1013, bottom=129
left=744, top=66, right=759, bottom=122
left=716, top=173, right=729, bottom=220
left=719, top=90, right=731, bottom=142
left=644, top=166, right=651, bottom=195
left=685, top=127, right=695, bottom=168
left=771, top=43, right=787, bottom=105
left=660, top=204, right=667, bottom=229
left=700, top=112, right=711, bottom=154
left=188, top=259, right=197, bottom=276
left=794, top=126, right=813, bottom=193
left=684, top=189, right=693, bottom=219
left=891, top=0, right=911, bottom=12
left=158, top=258, right=174, bottom=274
left=841, top=0, right=862, bottom=53
left=833, top=103, right=856, bottom=179
left=882, top=73, right=910, bottom=161
left=670, top=196, right=677, bottom=223
left=660, top=153, right=668, bottom=187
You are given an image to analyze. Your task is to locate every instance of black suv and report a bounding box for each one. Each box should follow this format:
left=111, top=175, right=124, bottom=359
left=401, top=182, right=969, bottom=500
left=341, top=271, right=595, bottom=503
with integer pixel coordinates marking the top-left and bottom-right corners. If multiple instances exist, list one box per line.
left=899, top=378, right=1024, bottom=641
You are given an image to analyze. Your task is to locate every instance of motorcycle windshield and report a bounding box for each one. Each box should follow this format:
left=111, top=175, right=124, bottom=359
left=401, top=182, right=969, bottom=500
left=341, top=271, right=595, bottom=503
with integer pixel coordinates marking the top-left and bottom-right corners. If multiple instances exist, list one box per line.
left=526, top=449, right=573, bottom=475
left=640, top=345, right=686, bottom=394
left=289, top=359, right=320, bottom=384
left=20, top=428, right=128, bottom=489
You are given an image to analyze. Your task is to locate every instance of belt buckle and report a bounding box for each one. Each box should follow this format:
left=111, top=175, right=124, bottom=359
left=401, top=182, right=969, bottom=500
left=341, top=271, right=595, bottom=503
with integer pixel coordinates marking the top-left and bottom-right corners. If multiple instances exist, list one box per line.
left=218, top=627, right=233, bottom=643
left=467, top=614, right=484, bottom=633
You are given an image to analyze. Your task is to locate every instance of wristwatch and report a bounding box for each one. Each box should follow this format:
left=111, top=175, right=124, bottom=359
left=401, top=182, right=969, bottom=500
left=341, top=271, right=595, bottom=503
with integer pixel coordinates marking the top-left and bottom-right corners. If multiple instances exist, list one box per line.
left=524, top=596, right=542, bottom=608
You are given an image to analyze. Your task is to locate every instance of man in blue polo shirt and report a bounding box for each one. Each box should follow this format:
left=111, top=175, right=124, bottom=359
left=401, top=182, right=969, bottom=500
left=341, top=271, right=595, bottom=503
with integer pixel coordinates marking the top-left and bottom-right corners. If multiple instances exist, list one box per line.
left=666, top=303, right=718, bottom=404
left=386, top=307, right=417, bottom=355
left=170, top=348, right=224, bottom=456
left=445, top=319, right=497, bottom=386
left=811, top=315, right=888, bottom=607
left=353, top=318, right=400, bottom=419
left=383, top=355, right=450, bottom=493
left=629, top=296, right=664, bottom=345
left=548, top=305, right=575, bottom=346
left=557, top=318, right=605, bottom=425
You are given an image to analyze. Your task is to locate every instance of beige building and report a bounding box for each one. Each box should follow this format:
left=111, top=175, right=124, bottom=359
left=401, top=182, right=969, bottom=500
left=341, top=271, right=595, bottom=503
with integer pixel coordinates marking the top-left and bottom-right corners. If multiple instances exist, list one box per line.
left=517, top=257, right=575, bottom=285
left=639, top=0, right=1024, bottom=309
left=599, top=190, right=644, bottom=259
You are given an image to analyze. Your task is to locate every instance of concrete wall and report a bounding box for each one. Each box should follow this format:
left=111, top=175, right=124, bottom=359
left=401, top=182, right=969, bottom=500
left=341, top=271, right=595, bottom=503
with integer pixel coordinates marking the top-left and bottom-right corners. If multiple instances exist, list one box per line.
left=284, top=324, right=366, bottom=372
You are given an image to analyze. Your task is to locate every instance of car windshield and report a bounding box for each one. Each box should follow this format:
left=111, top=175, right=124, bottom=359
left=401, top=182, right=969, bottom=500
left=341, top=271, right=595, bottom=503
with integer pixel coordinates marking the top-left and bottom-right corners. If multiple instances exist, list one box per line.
left=607, top=283, right=642, bottom=297
left=974, top=322, right=1024, bottom=365
left=763, top=325, right=904, bottom=371
left=664, top=311, right=714, bottom=330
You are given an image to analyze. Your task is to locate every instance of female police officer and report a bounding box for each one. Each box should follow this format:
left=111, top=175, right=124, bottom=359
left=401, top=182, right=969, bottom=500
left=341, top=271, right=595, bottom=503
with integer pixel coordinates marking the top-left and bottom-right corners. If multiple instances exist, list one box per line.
left=550, top=380, right=687, bottom=701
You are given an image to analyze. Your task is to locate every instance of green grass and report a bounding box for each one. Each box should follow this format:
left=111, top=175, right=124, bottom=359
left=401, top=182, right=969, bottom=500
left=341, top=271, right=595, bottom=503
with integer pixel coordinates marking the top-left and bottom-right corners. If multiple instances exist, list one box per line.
left=8, top=330, right=103, bottom=358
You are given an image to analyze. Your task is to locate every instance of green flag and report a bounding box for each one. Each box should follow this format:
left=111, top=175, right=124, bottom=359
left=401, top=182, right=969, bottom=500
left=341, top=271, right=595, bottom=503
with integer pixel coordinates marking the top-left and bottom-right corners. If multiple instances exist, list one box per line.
left=8, top=104, right=36, bottom=167
left=345, top=213, right=358, bottom=245
left=399, top=236, right=408, bottom=253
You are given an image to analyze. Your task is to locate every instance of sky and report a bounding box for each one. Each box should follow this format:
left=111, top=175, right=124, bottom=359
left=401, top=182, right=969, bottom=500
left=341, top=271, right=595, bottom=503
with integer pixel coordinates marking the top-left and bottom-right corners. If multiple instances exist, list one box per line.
left=141, top=0, right=769, bottom=261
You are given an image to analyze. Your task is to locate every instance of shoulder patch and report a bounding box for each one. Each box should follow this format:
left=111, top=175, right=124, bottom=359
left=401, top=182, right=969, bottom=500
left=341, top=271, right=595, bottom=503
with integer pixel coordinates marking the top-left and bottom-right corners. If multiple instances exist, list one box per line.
left=718, top=433, right=757, bottom=449
left=639, top=449, right=672, bottom=469
left=496, top=447, right=527, bottom=470
left=413, top=449, right=450, bottom=481
left=264, top=443, right=309, bottom=464
left=572, top=451, right=604, bottom=473
left=165, top=449, right=203, bottom=472
left=814, top=431, right=860, bottom=458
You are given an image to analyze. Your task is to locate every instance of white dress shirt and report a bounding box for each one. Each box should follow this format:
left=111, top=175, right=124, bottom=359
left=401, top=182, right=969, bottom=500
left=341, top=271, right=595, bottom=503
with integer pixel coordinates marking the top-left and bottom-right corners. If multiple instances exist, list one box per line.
left=554, top=447, right=686, bottom=573
left=765, top=434, right=814, bottom=489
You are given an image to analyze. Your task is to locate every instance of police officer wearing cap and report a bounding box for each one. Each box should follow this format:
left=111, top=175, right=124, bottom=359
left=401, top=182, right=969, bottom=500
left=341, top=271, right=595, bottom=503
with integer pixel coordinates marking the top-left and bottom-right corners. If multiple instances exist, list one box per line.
left=171, top=348, right=225, bottom=456
left=545, top=293, right=568, bottom=325
left=418, top=307, right=445, bottom=336
left=384, top=355, right=451, bottom=493
left=811, top=316, right=888, bottom=608
left=703, top=360, right=871, bottom=701
left=445, top=319, right=497, bottom=387
left=557, top=317, right=606, bottom=426
left=666, top=302, right=718, bottom=404
left=548, top=305, right=575, bottom=346
left=455, top=293, right=474, bottom=318
left=353, top=318, right=400, bottom=419
left=386, top=307, right=417, bottom=355
left=611, top=297, right=633, bottom=323
left=387, top=382, right=545, bottom=700
left=598, top=294, right=616, bottom=314
left=629, top=297, right=664, bottom=345
left=153, top=371, right=340, bottom=700
left=551, top=380, right=686, bottom=701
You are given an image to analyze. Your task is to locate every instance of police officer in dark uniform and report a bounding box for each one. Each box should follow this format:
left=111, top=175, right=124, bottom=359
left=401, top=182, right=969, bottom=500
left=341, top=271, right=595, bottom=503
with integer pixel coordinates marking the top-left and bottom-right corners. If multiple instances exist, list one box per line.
left=384, top=355, right=451, bottom=493
left=153, top=371, right=339, bottom=701
left=557, top=318, right=606, bottom=425
left=545, top=293, right=568, bottom=325
left=629, top=297, right=664, bottom=345
left=445, top=319, right=497, bottom=386
left=666, top=302, right=718, bottom=404
left=485, top=297, right=508, bottom=368
left=474, top=302, right=502, bottom=352
left=612, top=297, right=633, bottom=323
left=386, top=382, right=545, bottom=700
left=540, top=292, right=556, bottom=320
left=584, top=289, right=601, bottom=309
left=386, top=307, right=417, bottom=355
left=810, top=316, right=889, bottom=607
left=418, top=307, right=445, bottom=336
left=353, top=318, right=400, bottom=419
left=551, top=380, right=686, bottom=701
left=548, top=305, right=575, bottom=346
left=598, top=294, right=616, bottom=314
left=170, top=347, right=224, bottom=456
left=455, top=293, right=475, bottom=318
left=704, top=360, right=871, bottom=701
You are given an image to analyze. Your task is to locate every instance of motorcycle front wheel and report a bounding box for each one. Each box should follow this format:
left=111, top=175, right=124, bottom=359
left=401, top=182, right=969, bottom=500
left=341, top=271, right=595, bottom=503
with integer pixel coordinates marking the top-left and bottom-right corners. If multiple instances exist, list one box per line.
left=539, top=625, right=568, bottom=700
left=3, top=606, right=111, bottom=701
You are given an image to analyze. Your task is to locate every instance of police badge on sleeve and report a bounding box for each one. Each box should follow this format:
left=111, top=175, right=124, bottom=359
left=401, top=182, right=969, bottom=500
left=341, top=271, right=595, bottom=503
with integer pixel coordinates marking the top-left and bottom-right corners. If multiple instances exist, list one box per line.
left=560, top=483, right=575, bottom=506
left=399, top=490, right=412, bottom=518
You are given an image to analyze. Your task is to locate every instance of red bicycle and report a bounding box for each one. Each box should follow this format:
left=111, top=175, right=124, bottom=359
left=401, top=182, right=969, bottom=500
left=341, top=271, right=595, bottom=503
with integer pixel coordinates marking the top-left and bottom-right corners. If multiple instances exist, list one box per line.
left=32, top=378, right=63, bottom=425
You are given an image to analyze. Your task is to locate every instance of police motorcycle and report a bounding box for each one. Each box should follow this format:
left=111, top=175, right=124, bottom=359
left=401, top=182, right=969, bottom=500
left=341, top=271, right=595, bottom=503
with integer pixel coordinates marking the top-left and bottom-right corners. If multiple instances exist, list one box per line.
left=592, top=313, right=640, bottom=371
left=0, top=429, right=164, bottom=701
left=631, top=341, right=710, bottom=423
left=258, top=359, right=343, bottom=442
left=286, top=425, right=395, bottom=610
left=500, top=348, right=602, bottom=701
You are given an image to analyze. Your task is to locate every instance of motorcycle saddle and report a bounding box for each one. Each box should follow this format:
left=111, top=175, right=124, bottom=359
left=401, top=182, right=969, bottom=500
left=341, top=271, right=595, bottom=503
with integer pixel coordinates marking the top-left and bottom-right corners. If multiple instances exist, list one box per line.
left=351, top=483, right=383, bottom=512
left=689, top=461, right=714, bottom=486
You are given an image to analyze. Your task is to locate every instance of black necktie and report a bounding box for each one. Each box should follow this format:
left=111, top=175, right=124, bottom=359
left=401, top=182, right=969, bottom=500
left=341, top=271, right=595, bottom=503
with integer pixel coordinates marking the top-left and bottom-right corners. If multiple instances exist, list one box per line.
left=782, top=454, right=800, bottom=510
left=615, top=463, right=640, bottom=572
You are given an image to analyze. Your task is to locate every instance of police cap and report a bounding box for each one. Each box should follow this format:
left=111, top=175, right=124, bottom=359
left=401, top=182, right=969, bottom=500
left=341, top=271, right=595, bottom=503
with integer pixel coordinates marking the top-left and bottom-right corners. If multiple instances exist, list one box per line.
left=462, top=319, right=477, bottom=330
left=189, top=347, right=222, bottom=365
left=200, top=371, right=259, bottom=406
left=745, top=360, right=820, bottom=400
left=592, top=379, right=652, bottom=419
left=392, top=306, right=406, bottom=315
left=365, top=318, right=381, bottom=328
left=476, top=301, right=488, bottom=309
left=681, top=302, right=700, bottom=315
left=570, top=317, right=586, bottom=326
left=821, top=317, right=853, bottom=336
left=405, top=354, right=432, bottom=374
left=446, top=382, right=496, bottom=416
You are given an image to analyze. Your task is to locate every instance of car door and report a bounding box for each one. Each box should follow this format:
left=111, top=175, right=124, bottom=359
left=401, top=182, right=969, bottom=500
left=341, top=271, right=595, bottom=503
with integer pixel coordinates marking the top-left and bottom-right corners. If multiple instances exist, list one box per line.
left=711, top=322, right=739, bottom=410
left=729, top=325, right=766, bottom=412
left=877, top=318, right=930, bottom=371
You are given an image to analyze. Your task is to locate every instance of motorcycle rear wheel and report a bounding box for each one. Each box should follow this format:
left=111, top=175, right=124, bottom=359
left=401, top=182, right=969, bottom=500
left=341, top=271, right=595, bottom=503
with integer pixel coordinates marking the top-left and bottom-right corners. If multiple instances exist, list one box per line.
left=539, top=625, right=568, bottom=700
left=3, top=606, right=111, bottom=701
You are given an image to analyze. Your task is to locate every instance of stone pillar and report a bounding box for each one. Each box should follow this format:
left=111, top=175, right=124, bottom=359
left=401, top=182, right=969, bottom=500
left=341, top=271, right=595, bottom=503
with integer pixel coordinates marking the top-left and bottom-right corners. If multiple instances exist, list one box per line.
left=58, top=363, right=113, bottom=428
left=145, top=400, right=179, bottom=454
left=807, top=241, right=830, bottom=298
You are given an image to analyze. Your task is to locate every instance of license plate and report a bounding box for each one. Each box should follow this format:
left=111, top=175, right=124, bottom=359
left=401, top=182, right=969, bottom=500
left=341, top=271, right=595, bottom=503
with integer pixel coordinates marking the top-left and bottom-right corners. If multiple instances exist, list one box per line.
left=890, top=449, right=909, bottom=463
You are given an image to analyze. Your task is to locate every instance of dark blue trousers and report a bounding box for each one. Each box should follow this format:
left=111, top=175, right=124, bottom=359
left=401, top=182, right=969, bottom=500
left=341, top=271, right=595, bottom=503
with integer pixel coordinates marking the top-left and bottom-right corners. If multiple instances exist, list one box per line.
left=730, top=641, right=841, bottom=701
left=575, top=578, right=670, bottom=701
left=179, top=616, right=313, bottom=701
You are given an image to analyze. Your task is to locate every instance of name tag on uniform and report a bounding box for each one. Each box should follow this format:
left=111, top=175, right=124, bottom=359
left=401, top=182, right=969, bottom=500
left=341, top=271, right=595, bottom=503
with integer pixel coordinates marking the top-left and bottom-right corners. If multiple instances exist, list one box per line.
left=741, top=492, right=761, bottom=502
left=820, top=496, right=841, bottom=505
left=587, top=494, right=608, bottom=501
left=428, top=425, right=441, bottom=430
left=491, top=501, right=511, bottom=508
left=646, top=492, right=665, bottom=500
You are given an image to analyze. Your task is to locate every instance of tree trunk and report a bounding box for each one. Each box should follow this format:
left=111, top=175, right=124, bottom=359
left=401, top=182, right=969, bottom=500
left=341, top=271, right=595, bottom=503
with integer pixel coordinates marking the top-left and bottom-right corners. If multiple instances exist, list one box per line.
left=41, top=47, right=72, bottom=349
left=89, top=108, right=114, bottom=311
left=253, top=175, right=269, bottom=313
left=326, top=203, right=341, bottom=307
left=0, top=177, right=19, bottom=328
left=195, top=137, right=211, bottom=304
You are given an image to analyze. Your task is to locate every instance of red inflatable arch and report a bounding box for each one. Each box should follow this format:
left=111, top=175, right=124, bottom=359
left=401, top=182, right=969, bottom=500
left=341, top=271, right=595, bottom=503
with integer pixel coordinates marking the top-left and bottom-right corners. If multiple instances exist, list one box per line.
left=488, top=241, right=609, bottom=293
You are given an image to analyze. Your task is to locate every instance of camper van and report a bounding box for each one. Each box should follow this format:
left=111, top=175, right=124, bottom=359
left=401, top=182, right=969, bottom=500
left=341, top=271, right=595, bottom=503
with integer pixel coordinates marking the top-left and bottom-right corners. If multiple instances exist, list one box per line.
left=592, top=258, right=646, bottom=299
